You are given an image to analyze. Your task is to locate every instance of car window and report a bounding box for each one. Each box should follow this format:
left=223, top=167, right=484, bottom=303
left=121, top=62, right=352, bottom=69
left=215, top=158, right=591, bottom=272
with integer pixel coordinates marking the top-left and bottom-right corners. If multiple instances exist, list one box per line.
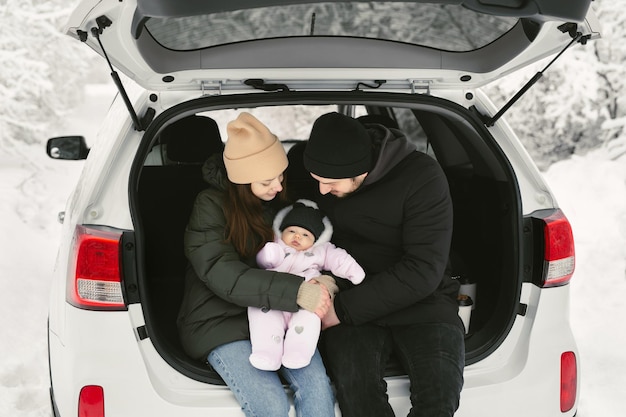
left=352, top=105, right=430, bottom=154
left=393, top=107, right=431, bottom=155
left=200, top=105, right=434, bottom=162
left=201, top=105, right=337, bottom=141
left=144, top=2, right=517, bottom=52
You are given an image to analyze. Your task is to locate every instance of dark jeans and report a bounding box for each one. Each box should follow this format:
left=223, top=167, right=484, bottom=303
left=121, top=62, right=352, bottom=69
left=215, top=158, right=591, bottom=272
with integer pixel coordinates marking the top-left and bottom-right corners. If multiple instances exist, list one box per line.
left=321, top=322, right=464, bottom=417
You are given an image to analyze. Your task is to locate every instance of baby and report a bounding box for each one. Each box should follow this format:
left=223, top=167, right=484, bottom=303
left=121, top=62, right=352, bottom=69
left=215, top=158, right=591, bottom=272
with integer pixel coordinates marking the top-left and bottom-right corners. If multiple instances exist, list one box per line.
left=248, top=199, right=365, bottom=370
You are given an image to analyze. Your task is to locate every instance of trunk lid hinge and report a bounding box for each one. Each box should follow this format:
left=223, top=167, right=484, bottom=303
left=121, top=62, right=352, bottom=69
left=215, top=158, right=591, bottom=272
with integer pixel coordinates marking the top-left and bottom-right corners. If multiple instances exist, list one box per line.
left=409, top=79, right=431, bottom=95
left=201, top=80, right=223, bottom=96
left=477, top=23, right=592, bottom=127
left=78, top=15, right=154, bottom=131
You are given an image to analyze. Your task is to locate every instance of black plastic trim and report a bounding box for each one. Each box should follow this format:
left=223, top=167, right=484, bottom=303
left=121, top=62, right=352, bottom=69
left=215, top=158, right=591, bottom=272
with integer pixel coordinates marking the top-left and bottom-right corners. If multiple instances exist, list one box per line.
left=47, top=319, right=61, bottom=417
left=137, top=325, right=149, bottom=341
left=129, top=90, right=524, bottom=379
left=527, top=208, right=563, bottom=288
left=122, top=231, right=141, bottom=305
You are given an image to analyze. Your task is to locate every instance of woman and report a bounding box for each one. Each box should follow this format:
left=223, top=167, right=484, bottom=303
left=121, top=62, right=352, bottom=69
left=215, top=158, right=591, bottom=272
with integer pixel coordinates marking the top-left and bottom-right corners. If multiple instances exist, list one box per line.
left=177, top=112, right=336, bottom=417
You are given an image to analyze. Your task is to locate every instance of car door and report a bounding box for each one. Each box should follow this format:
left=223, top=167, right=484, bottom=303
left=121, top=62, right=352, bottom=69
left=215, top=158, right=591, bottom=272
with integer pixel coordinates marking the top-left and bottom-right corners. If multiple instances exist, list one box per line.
left=65, top=0, right=600, bottom=94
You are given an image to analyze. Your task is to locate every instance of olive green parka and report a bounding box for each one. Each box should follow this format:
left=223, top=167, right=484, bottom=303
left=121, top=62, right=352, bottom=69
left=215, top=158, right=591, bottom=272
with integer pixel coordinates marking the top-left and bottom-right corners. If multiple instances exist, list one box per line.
left=177, top=155, right=304, bottom=361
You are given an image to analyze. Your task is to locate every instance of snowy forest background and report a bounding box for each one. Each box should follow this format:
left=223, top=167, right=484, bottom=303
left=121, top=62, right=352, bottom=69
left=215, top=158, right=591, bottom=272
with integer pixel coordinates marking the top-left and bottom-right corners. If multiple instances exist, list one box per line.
left=2, top=0, right=625, bottom=168
left=1, top=0, right=625, bottom=416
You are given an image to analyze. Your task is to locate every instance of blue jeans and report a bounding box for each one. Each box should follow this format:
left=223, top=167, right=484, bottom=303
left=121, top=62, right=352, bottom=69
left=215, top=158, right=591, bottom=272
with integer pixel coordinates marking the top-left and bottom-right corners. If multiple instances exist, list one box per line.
left=208, top=340, right=335, bottom=417
left=321, top=322, right=464, bottom=417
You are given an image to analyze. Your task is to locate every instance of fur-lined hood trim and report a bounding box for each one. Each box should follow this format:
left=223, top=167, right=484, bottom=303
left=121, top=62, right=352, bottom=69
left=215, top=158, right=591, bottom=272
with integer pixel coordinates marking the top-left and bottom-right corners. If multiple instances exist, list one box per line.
left=272, top=199, right=333, bottom=247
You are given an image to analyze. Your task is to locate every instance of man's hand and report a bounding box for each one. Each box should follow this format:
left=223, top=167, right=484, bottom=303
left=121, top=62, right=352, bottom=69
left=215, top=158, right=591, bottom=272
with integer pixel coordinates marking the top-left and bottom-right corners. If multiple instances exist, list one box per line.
left=321, top=301, right=341, bottom=330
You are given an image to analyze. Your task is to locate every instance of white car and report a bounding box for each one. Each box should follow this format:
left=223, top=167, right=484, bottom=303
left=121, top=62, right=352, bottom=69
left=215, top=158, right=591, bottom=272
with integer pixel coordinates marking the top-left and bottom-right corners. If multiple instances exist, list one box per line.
left=47, top=1, right=600, bottom=416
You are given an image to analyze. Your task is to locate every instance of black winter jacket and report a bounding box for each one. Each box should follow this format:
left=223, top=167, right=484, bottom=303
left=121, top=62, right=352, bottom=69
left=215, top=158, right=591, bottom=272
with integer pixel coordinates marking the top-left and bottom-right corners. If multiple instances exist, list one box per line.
left=176, top=155, right=304, bottom=361
left=316, top=124, right=461, bottom=328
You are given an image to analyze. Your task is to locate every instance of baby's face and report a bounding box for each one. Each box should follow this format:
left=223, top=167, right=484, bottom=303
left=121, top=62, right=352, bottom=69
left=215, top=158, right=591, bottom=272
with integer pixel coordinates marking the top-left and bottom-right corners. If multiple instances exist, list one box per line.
left=281, top=226, right=315, bottom=251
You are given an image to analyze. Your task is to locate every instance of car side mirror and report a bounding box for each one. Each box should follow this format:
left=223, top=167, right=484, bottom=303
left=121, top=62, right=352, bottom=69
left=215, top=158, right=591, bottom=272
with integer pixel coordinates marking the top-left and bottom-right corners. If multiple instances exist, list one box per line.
left=46, top=136, right=90, bottom=160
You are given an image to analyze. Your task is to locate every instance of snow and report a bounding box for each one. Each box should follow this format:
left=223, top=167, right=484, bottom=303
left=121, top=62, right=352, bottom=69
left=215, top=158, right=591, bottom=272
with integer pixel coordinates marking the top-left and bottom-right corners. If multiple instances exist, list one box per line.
left=543, top=138, right=626, bottom=416
left=2, top=82, right=625, bottom=416
left=4, top=0, right=626, bottom=407
left=0, top=84, right=111, bottom=417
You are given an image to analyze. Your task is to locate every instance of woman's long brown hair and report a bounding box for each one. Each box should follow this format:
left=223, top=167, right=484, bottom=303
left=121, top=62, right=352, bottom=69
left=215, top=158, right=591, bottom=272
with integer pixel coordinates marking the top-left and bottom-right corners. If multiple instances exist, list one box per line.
left=223, top=180, right=290, bottom=259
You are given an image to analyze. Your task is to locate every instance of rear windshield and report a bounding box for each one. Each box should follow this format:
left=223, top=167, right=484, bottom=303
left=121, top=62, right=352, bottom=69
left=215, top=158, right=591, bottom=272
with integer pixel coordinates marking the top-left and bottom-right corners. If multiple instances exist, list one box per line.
left=144, top=2, right=517, bottom=52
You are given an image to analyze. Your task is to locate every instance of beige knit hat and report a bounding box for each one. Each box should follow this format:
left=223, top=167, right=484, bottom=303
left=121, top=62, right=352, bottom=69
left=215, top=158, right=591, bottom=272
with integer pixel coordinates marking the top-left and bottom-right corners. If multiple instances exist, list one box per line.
left=223, top=112, right=288, bottom=184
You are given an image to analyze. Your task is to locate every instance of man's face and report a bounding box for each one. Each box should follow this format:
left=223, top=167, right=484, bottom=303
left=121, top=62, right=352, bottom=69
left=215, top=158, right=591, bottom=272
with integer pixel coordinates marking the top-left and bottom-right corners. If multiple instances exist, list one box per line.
left=310, top=173, right=367, bottom=198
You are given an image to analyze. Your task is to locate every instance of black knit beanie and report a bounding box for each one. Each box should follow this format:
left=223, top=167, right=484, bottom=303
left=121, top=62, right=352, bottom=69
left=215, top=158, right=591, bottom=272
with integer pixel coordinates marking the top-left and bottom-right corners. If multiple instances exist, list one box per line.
left=280, top=203, right=325, bottom=241
left=304, top=112, right=372, bottom=179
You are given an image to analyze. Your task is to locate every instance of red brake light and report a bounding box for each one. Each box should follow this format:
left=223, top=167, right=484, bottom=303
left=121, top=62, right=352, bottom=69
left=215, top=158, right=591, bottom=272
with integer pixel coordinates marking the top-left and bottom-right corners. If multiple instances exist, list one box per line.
left=541, top=210, right=575, bottom=287
left=560, top=351, right=577, bottom=412
left=78, top=385, right=104, bottom=417
left=68, top=225, right=126, bottom=310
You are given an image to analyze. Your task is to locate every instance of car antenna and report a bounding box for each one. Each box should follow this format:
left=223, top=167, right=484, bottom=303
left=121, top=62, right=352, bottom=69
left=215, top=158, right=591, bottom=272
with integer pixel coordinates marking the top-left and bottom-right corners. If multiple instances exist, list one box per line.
left=480, top=23, right=591, bottom=127
left=80, top=15, right=154, bottom=131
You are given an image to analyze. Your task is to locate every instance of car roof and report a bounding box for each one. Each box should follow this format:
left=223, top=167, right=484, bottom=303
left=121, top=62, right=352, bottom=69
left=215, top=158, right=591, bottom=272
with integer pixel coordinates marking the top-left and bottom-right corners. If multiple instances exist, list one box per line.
left=66, top=0, right=599, bottom=91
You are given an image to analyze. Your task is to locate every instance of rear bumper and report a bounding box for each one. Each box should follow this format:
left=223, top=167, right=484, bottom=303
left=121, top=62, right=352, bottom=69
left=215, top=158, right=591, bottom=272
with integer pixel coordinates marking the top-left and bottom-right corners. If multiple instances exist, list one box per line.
left=454, top=284, right=579, bottom=416
left=49, top=284, right=577, bottom=417
left=48, top=305, right=246, bottom=417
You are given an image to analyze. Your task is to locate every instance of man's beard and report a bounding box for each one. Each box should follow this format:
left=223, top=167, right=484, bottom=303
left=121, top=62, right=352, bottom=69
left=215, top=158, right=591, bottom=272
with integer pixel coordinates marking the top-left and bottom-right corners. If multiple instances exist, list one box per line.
left=333, top=176, right=364, bottom=198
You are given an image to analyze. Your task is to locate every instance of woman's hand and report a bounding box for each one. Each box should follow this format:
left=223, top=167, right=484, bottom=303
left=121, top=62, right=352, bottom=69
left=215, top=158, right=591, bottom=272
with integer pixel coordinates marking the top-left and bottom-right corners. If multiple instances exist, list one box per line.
left=297, top=280, right=332, bottom=319
left=311, top=275, right=339, bottom=299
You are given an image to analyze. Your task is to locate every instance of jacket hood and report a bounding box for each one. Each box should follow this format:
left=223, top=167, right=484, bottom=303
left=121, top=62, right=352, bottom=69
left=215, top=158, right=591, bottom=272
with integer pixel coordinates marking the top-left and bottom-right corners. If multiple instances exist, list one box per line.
left=362, top=123, right=416, bottom=187
left=201, top=153, right=228, bottom=191
left=272, top=199, right=333, bottom=247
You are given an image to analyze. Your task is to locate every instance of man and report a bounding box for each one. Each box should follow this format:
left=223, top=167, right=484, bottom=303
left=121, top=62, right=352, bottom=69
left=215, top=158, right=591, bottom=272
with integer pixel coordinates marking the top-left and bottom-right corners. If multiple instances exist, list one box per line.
left=303, top=112, right=464, bottom=417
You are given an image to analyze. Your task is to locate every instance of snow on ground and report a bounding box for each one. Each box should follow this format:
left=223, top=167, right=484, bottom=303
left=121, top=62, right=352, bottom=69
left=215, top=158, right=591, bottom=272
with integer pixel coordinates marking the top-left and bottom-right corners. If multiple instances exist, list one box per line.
left=1, top=84, right=625, bottom=416
left=544, top=135, right=626, bottom=416
left=0, top=84, right=111, bottom=417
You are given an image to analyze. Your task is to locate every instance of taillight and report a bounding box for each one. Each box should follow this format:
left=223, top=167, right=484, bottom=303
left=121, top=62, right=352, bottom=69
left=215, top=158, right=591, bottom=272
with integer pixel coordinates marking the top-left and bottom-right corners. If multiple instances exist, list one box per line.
left=539, top=209, right=575, bottom=287
left=68, top=225, right=126, bottom=310
left=560, top=351, right=577, bottom=412
left=78, top=385, right=104, bottom=417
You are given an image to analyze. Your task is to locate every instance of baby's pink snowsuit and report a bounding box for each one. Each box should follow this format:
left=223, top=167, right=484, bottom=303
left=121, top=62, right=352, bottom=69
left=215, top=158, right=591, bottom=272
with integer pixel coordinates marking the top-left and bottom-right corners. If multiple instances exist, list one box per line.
left=248, top=200, right=365, bottom=370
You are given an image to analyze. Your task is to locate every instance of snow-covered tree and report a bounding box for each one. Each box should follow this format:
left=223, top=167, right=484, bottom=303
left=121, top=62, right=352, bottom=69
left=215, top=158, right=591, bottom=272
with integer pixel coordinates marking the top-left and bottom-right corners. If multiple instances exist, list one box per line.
left=0, top=0, right=100, bottom=152
left=592, top=1, right=626, bottom=142
left=484, top=0, right=625, bottom=170
left=2, top=0, right=624, bottom=169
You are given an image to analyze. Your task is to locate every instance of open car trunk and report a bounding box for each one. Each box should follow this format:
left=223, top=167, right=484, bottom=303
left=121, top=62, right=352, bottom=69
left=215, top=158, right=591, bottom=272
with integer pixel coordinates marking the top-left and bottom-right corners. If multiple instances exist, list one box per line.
left=133, top=91, right=522, bottom=384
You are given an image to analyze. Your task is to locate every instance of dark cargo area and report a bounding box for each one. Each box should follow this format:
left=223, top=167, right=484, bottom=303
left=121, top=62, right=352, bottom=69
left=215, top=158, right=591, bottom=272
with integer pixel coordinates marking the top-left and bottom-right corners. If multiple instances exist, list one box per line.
left=134, top=95, right=522, bottom=383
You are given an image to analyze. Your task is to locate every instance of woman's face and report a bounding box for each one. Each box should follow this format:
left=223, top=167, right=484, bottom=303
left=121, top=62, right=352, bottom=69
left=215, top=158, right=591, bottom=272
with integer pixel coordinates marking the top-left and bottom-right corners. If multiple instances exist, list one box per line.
left=250, top=174, right=284, bottom=201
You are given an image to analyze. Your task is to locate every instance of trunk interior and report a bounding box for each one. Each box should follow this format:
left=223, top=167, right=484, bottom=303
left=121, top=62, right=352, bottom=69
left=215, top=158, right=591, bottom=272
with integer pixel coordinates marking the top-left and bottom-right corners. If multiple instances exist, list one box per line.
left=132, top=92, right=522, bottom=384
